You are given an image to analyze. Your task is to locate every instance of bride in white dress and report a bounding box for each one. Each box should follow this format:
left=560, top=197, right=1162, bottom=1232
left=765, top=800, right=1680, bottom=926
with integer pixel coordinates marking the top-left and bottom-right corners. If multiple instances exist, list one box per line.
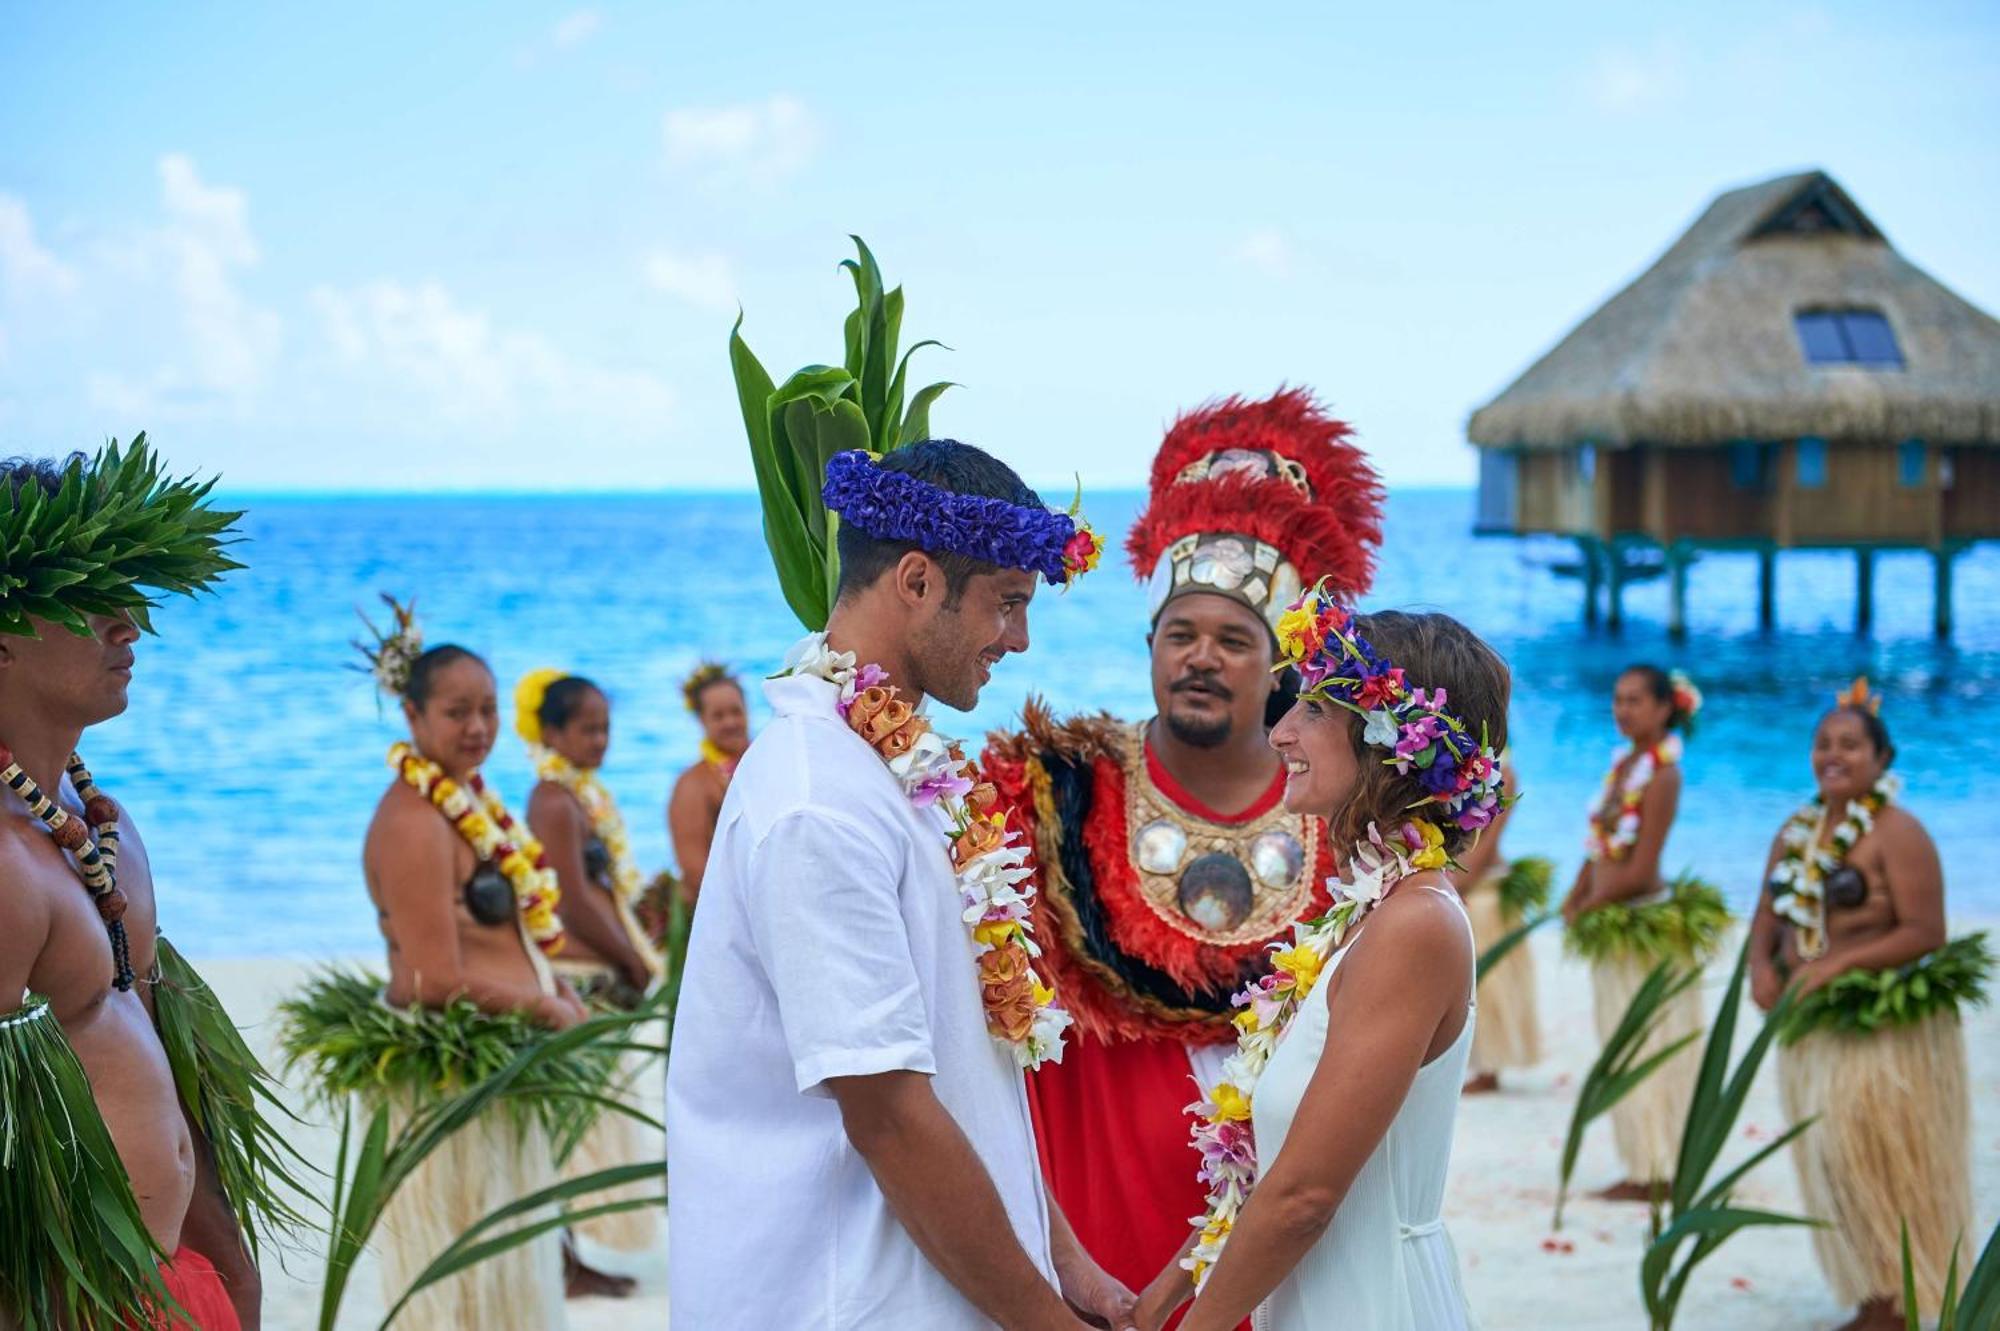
left=1136, top=604, right=1505, bottom=1331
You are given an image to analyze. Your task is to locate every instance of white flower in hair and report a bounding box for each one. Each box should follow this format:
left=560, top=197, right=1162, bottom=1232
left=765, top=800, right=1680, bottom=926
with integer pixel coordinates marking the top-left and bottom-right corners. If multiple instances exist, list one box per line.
left=1363, top=710, right=1399, bottom=748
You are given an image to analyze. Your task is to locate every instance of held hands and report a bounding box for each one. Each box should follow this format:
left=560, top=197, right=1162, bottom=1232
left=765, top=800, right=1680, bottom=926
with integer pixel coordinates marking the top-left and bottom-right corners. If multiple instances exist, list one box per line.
left=1056, top=1250, right=1139, bottom=1330
left=1132, top=1262, right=1191, bottom=1331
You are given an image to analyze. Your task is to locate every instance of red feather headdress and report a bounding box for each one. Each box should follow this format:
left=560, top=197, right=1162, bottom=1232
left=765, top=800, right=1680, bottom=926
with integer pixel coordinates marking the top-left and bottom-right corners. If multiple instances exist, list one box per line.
left=1126, top=386, right=1383, bottom=629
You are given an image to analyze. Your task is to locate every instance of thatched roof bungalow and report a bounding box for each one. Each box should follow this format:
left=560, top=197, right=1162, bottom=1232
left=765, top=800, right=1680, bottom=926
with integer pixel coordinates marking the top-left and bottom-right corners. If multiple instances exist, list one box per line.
left=1468, top=169, right=2000, bottom=634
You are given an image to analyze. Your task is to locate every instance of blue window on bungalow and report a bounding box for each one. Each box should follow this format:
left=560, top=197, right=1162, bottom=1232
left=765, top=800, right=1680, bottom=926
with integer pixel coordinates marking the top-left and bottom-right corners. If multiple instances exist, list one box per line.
left=1796, top=437, right=1828, bottom=488
left=1578, top=444, right=1596, bottom=483
left=1795, top=309, right=1904, bottom=367
left=1730, top=442, right=1768, bottom=489
left=1898, top=440, right=1926, bottom=487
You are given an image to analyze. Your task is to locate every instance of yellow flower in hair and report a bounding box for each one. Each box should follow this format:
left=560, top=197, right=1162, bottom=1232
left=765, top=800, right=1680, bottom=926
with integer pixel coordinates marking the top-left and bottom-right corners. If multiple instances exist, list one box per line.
left=1409, top=819, right=1448, bottom=871
left=1275, top=604, right=1315, bottom=663
left=514, top=667, right=569, bottom=745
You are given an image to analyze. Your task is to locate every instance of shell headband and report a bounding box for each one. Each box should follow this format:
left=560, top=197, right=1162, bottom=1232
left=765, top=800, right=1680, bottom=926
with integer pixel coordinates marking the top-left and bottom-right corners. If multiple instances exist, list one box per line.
left=820, top=450, right=1102, bottom=587
left=1275, top=581, right=1506, bottom=832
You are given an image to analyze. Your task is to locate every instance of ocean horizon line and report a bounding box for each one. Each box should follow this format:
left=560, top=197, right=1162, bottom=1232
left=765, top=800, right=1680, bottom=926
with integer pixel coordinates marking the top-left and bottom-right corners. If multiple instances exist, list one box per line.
left=216, top=482, right=1482, bottom=503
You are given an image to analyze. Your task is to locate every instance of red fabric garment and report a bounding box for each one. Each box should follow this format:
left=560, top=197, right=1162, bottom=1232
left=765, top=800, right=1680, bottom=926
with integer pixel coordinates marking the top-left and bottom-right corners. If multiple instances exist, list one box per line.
left=1029, top=1036, right=1247, bottom=1331
left=141, top=1248, right=241, bottom=1331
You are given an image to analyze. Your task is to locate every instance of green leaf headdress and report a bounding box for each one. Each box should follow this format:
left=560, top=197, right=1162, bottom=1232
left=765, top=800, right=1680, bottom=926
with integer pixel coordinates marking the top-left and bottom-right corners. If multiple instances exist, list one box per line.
left=729, top=236, right=955, bottom=631
left=0, top=434, right=244, bottom=638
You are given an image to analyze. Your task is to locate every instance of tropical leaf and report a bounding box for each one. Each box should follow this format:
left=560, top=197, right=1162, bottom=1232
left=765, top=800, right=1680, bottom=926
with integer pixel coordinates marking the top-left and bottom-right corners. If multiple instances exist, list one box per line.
left=309, top=998, right=667, bottom=1330
left=732, top=238, right=951, bottom=629
left=1566, top=872, right=1730, bottom=966
left=0, top=436, right=244, bottom=639
left=1635, top=938, right=1818, bottom=1330
left=1476, top=909, right=1552, bottom=983
left=1553, top=961, right=1700, bottom=1230
left=1781, top=932, right=1990, bottom=1045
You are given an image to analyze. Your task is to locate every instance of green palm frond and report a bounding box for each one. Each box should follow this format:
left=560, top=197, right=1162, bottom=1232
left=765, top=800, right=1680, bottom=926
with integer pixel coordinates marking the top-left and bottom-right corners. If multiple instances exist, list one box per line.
left=730, top=237, right=954, bottom=630
left=308, top=995, right=669, bottom=1331
left=152, top=937, right=318, bottom=1258
left=0, top=435, right=244, bottom=638
left=1497, top=855, right=1554, bottom=920
left=1782, top=932, right=1991, bottom=1044
left=1553, top=960, right=1703, bottom=1231
left=0, top=997, right=177, bottom=1329
left=1638, top=938, right=1819, bottom=1330
left=1566, top=872, right=1731, bottom=967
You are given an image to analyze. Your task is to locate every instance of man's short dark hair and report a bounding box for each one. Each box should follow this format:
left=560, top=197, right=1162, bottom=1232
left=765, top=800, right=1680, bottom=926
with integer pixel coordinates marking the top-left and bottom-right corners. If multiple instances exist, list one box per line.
left=833, top=440, right=1045, bottom=604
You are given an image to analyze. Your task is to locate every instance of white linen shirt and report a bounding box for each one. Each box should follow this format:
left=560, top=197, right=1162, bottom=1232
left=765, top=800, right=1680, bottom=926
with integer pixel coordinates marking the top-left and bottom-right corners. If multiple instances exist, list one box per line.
left=666, top=672, right=1054, bottom=1329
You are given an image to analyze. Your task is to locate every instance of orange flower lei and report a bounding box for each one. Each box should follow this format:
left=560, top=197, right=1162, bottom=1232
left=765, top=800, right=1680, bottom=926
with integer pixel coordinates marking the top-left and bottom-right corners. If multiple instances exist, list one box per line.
left=784, top=633, right=1070, bottom=1068
left=389, top=742, right=565, bottom=956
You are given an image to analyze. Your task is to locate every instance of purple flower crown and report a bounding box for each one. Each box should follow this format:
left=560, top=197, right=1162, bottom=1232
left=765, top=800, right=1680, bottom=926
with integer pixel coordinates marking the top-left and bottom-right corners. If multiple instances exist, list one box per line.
left=821, top=450, right=1102, bottom=586
left=1275, top=581, right=1507, bottom=833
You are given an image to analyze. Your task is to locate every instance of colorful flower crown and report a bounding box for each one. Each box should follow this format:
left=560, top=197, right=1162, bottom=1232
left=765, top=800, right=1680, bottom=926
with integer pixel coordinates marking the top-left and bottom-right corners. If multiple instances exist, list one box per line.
left=1274, top=581, right=1506, bottom=833
left=820, top=450, right=1103, bottom=587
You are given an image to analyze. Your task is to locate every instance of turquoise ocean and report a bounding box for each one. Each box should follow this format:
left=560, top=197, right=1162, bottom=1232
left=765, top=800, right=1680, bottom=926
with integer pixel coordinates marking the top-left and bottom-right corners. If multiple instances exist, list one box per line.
left=95, top=487, right=1999, bottom=957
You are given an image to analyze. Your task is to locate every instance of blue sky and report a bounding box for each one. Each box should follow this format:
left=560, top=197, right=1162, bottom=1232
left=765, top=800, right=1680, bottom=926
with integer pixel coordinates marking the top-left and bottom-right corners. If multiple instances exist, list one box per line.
left=2, top=2, right=1996, bottom=491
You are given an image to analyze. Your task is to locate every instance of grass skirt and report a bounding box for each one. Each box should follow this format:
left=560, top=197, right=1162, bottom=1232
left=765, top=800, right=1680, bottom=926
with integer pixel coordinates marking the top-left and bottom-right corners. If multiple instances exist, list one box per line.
left=379, top=1096, right=567, bottom=1331
left=1465, top=870, right=1542, bottom=1074
left=1777, top=1011, right=1973, bottom=1312
left=1590, top=951, right=1705, bottom=1183
left=552, top=959, right=662, bottom=1253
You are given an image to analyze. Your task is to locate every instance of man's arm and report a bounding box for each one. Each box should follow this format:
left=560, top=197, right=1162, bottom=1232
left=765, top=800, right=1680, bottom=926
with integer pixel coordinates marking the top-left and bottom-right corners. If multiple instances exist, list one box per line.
left=827, top=1071, right=1091, bottom=1331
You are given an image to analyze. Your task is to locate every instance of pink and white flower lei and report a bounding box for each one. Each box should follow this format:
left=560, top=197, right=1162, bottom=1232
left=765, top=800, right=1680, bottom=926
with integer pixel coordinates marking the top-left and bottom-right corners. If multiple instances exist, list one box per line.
left=781, top=633, right=1072, bottom=1070
left=1180, top=820, right=1435, bottom=1289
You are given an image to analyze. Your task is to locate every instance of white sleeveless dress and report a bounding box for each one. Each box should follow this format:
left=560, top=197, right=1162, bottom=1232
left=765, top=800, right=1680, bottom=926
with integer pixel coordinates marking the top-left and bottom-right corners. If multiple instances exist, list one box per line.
left=1250, top=889, right=1478, bottom=1331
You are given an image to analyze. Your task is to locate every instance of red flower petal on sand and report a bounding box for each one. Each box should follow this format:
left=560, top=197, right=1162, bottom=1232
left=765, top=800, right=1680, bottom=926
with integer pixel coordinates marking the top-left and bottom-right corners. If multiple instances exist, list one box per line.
left=1731, top=1277, right=1754, bottom=1292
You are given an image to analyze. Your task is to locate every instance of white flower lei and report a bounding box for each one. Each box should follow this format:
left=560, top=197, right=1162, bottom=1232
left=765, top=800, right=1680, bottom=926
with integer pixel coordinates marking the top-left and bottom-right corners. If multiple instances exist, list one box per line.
left=1584, top=734, right=1682, bottom=863
left=1767, top=773, right=1899, bottom=961
left=1180, top=820, right=1436, bottom=1289
left=781, top=633, right=1071, bottom=1070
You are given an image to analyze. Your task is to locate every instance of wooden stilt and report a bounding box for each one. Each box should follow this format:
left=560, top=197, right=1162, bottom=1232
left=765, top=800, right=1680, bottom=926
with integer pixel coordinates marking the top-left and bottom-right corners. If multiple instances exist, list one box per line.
left=1758, top=548, right=1776, bottom=630
left=1856, top=549, right=1875, bottom=634
left=1580, top=538, right=1602, bottom=628
left=1667, top=547, right=1689, bottom=640
left=1607, top=543, right=1626, bottom=633
left=1935, top=549, right=1954, bottom=639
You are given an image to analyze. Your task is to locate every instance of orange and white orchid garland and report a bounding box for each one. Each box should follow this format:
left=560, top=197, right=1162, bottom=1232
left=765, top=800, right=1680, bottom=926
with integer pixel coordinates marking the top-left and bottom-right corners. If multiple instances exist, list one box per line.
left=389, top=742, right=565, bottom=956
left=1583, top=734, right=1682, bottom=864
left=781, top=633, right=1070, bottom=1070
left=1181, top=818, right=1441, bottom=1289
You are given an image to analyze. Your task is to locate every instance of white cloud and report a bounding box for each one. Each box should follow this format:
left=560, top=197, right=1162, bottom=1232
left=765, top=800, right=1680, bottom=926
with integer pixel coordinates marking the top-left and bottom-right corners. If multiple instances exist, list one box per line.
left=1231, top=228, right=1294, bottom=277
left=0, top=196, right=78, bottom=300
left=553, top=9, right=602, bottom=48
left=1583, top=40, right=1688, bottom=114
left=662, top=95, right=819, bottom=191
left=643, top=248, right=737, bottom=313
left=65, top=155, right=282, bottom=421
left=309, top=277, right=673, bottom=430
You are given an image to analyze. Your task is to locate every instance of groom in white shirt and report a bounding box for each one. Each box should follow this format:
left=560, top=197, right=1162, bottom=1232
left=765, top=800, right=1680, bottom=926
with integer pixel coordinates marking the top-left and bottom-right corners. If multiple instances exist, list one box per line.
left=668, top=441, right=1136, bottom=1330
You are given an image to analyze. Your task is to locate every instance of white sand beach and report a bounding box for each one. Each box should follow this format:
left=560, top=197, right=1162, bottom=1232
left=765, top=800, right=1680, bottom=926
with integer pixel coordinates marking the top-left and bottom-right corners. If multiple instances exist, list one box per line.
left=204, top=927, right=1997, bottom=1331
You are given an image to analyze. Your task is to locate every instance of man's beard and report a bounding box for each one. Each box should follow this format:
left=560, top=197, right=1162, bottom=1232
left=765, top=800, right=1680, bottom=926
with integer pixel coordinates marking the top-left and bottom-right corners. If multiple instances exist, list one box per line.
left=1164, top=704, right=1233, bottom=749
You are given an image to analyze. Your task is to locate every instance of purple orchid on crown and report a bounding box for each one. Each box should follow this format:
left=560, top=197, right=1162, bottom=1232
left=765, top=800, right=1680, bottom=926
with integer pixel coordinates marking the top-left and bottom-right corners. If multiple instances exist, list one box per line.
left=820, top=450, right=1103, bottom=587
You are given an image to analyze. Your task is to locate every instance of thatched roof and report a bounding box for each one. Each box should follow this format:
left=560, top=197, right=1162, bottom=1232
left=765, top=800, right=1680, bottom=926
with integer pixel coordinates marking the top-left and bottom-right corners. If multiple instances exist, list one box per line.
left=1468, top=170, right=2000, bottom=449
